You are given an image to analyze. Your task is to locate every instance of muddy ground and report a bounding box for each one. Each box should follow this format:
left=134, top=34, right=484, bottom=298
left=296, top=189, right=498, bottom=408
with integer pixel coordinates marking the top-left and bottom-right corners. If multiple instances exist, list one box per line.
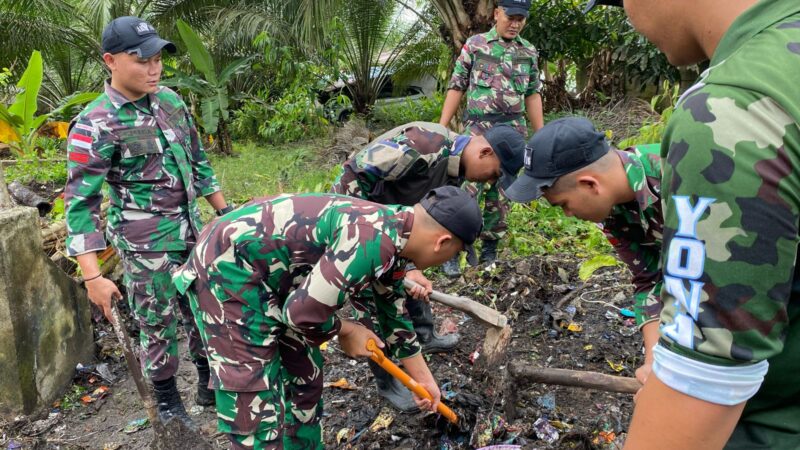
left=0, top=254, right=640, bottom=450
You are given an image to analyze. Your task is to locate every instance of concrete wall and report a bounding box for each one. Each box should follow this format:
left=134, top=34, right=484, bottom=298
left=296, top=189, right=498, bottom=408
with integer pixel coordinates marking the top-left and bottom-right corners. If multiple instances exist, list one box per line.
left=0, top=207, right=94, bottom=417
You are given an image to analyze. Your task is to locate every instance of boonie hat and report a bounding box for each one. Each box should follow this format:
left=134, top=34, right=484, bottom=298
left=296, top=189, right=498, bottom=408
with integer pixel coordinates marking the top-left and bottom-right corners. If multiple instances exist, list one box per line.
left=498, top=0, right=532, bottom=18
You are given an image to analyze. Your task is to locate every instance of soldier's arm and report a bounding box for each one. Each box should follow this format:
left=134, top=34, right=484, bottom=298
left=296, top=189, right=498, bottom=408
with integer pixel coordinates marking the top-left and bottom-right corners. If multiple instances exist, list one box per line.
left=524, top=51, right=544, bottom=131
left=440, top=42, right=473, bottom=127
left=330, top=159, right=367, bottom=198
left=64, top=118, right=122, bottom=321
left=184, top=105, right=221, bottom=198
left=625, top=87, right=798, bottom=449
left=282, top=224, right=399, bottom=346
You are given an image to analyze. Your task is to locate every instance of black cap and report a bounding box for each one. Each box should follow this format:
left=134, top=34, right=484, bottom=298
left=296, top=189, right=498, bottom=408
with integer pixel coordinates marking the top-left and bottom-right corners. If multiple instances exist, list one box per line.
left=420, top=186, right=483, bottom=246
left=582, top=0, right=623, bottom=14
left=504, top=117, right=610, bottom=202
left=498, top=0, right=531, bottom=18
left=102, top=16, right=176, bottom=58
left=483, top=125, right=526, bottom=190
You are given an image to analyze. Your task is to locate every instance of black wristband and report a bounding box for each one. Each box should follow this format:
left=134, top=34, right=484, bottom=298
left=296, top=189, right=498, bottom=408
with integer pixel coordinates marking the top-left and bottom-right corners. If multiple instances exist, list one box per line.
left=216, top=205, right=234, bottom=216
left=83, top=273, right=102, bottom=283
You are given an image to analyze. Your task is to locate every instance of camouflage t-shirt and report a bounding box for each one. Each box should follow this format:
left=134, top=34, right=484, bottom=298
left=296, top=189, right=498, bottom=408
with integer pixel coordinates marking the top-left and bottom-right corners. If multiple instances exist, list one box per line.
left=330, top=121, right=468, bottom=205
left=603, top=144, right=663, bottom=326
left=64, top=82, right=219, bottom=256
left=652, top=1, right=800, bottom=446
left=448, top=27, right=541, bottom=135
left=173, top=193, right=422, bottom=361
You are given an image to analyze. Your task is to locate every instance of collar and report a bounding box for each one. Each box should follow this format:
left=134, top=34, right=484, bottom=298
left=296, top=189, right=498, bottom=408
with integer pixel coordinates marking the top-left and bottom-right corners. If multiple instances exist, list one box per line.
left=615, top=149, right=658, bottom=221
left=447, top=135, right=470, bottom=177
left=712, top=0, right=800, bottom=65
left=392, top=206, right=415, bottom=255
left=104, top=80, right=159, bottom=113
left=486, top=26, right=523, bottom=45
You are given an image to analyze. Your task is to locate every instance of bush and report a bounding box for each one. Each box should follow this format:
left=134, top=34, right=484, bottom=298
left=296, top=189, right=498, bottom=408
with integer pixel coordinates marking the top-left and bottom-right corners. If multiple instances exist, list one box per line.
left=231, top=81, right=330, bottom=145
left=369, top=92, right=444, bottom=129
left=5, top=138, right=67, bottom=185
left=618, top=81, right=680, bottom=148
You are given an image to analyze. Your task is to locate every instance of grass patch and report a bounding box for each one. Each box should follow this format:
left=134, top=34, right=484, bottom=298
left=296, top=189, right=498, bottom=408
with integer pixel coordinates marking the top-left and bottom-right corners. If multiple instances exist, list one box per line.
left=203, top=139, right=340, bottom=218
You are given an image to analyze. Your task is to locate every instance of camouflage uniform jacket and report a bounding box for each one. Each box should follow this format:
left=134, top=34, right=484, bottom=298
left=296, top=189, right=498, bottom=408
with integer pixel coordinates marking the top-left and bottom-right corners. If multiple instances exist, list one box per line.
left=64, top=82, right=220, bottom=256
left=653, top=1, right=800, bottom=446
left=603, top=144, right=663, bottom=327
left=173, top=193, right=422, bottom=361
left=331, top=122, right=469, bottom=206
left=448, top=27, right=541, bottom=135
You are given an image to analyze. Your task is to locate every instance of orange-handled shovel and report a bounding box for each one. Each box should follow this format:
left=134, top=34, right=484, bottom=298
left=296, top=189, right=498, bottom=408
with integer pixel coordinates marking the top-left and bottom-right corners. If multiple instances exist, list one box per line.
left=366, top=339, right=458, bottom=424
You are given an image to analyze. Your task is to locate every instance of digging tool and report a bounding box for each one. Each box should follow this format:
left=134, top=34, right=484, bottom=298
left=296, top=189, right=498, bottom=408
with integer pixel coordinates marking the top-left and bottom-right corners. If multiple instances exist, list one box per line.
left=404, top=278, right=512, bottom=366
left=366, top=339, right=459, bottom=425
left=110, top=300, right=213, bottom=450
left=508, top=362, right=642, bottom=394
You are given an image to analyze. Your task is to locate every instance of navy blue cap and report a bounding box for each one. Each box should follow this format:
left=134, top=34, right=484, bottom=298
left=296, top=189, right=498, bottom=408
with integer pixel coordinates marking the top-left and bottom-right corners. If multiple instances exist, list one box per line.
left=483, top=125, right=526, bottom=190
left=498, top=0, right=531, bottom=18
left=420, top=186, right=483, bottom=245
left=504, top=117, right=610, bottom=202
left=102, top=16, right=176, bottom=58
left=582, top=0, right=623, bottom=14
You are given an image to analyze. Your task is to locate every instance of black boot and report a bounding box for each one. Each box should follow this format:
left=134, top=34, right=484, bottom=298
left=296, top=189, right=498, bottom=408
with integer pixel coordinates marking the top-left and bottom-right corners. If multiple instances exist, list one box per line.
left=368, top=360, right=418, bottom=413
left=407, top=298, right=459, bottom=354
left=479, top=239, right=498, bottom=265
left=442, top=255, right=461, bottom=278
left=195, top=358, right=215, bottom=407
left=153, top=377, right=197, bottom=430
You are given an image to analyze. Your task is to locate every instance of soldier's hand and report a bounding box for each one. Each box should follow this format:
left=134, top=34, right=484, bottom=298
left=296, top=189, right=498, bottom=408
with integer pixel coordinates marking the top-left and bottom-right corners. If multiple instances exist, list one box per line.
left=85, top=276, right=121, bottom=322
left=405, top=270, right=432, bottom=301
left=412, top=373, right=441, bottom=413
left=338, top=320, right=383, bottom=359
left=633, top=361, right=652, bottom=403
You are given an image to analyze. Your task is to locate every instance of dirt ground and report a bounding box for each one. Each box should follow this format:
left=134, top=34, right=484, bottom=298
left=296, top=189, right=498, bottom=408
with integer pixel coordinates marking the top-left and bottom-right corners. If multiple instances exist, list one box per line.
left=0, top=253, right=641, bottom=450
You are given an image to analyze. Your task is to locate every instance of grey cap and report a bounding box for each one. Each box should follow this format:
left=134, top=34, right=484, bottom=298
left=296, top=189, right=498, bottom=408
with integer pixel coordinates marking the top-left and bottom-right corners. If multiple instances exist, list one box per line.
left=420, top=186, right=483, bottom=246
left=504, top=117, right=610, bottom=203
left=498, top=0, right=531, bottom=18
left=102, top=16, right=176, bottom=58
left=582, top=0, right=623, bottom=14
left=483, top=125, right=526, bottom=190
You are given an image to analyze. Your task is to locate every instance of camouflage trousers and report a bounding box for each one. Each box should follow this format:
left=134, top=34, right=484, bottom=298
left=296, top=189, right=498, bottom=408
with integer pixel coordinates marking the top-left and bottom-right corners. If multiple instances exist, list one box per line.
left=119, top=249, right=205, bottom=382
left=463, top=181, right=509, bottom=241
left=185, top=276, right=324, bottom=450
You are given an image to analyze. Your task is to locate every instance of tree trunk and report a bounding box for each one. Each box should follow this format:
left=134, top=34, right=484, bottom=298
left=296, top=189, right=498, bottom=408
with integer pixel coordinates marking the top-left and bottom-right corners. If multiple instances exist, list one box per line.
left=431, top=0, right=495, bottom=57
left=218, top=118, right=233, bottom=156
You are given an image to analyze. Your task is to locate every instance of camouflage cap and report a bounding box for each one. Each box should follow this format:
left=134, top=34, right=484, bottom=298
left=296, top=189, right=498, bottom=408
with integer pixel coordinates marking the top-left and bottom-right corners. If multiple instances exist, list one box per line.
left=483, top=124, right=526, bottom=190
left=582, top=0, right=623, bottom=14
left=504, top=117, right=609, bottom=202
left=102, top=16, right=176, bottom=58
left=420, top=186, right=483, bottom=245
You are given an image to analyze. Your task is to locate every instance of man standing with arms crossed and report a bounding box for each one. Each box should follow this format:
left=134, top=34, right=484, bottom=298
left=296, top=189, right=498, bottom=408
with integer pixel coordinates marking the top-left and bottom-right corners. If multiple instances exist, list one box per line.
left=584, top=0, right=800, bottom=448
left=64, top=16, right=231, bottom=429
left=438, top=0, right=544, bottom=274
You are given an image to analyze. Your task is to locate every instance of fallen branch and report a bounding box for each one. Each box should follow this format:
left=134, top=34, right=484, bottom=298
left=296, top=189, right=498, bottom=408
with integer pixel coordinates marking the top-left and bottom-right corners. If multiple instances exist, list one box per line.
left=508, top=363, right=641, bottom=394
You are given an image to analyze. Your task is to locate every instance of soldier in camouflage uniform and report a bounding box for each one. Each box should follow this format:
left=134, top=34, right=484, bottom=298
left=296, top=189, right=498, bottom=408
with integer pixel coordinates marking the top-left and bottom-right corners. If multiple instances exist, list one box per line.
left=65, top=16, right=231, bottom=429
left=438, top=0, right=544, bottom=273
left=172, top=187, right=483, bottom=449
left=504, top=117, right=663, bottom=386
left=585, top=0, right=800, bottom=448
left=331, top=121, right=524, bottom=411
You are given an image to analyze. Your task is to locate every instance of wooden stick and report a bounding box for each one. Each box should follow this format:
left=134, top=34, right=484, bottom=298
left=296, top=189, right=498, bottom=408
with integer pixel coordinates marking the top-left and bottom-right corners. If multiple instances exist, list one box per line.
left=508, top=362, right=641, bottom=394
left=404, top=278, right=507, bottom=329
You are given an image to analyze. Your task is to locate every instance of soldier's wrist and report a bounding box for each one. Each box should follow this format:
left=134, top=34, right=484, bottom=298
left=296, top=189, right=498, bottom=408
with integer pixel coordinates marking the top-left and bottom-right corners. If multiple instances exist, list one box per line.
left=83, top=273, right=103, bottom=283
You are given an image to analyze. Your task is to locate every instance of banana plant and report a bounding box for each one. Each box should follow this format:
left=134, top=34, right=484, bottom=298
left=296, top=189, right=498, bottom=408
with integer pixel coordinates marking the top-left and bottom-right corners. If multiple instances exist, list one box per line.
left=163, top=19, right=254, bottom=155
left=0, top=50, right=99, bottom=156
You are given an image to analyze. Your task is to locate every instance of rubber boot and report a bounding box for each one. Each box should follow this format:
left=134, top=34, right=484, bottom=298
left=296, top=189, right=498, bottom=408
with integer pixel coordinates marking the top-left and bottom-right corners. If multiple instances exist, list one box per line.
left=368, top=360, right=418, bottom=413
left=195, top=358, right=215, bottom=407
left=153, top=376, right=197, bottom=431
left=479, top=239, right=498, bottom=265
left=442, top=255, right=461, bottom=278
left=407, top=298, right=459, bottom=354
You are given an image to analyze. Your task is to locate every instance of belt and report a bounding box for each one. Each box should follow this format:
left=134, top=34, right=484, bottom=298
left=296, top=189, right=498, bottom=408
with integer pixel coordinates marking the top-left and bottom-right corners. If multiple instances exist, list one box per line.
left=464, top=112, right=523, bottom=123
